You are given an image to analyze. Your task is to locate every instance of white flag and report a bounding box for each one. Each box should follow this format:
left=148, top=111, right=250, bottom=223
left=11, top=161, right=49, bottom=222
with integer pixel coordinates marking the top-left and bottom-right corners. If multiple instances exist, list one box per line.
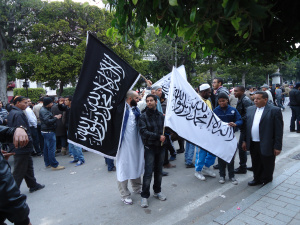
left=165, top=67, right=237, bottom=163
left=152, top=65, right=187, bottom=98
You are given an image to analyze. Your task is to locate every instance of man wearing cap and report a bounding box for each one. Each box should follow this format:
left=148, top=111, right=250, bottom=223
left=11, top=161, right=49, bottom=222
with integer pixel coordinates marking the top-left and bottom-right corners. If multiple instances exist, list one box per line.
left=289, top=83, right=300, bottom=133
left=7, top=96, right=45, bottom=192
left=194, top=84, right=217, bottom=180
left=39, top=97, right=65, bottom=170
left=261, top=84, right=274, bottom=104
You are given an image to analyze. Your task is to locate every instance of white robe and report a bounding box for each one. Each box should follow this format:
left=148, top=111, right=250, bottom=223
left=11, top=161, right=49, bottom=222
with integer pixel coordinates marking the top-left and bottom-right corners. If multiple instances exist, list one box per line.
left=116, top=107, right=144, bottom=182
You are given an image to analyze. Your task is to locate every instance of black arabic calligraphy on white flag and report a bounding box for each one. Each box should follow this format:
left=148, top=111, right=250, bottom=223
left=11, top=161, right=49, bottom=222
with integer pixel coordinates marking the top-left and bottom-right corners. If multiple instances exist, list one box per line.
left=165, top=67, right=237, bottom=163
left=152, top=65, right=187, bottom=98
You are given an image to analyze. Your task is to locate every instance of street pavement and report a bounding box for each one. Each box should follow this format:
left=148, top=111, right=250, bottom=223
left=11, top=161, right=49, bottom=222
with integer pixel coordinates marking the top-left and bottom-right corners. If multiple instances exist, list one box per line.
left=5, top=107, right=300, bottom=225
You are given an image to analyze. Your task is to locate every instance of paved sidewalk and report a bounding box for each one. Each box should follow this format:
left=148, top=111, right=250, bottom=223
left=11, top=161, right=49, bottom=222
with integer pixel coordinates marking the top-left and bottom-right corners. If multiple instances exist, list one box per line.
left=211, top=162, right=300, bottom=225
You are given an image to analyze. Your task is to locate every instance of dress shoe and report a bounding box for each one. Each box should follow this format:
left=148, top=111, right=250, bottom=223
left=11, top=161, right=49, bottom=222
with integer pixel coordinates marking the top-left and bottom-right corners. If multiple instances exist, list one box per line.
left=29, top=183, right=45, bottom=193
left=247, top=167, right=253, bottom=171
left=297, top=131, right=300, bottom=133
left=234, top=167, right=247, bottom=174
left=248, top=180, right=263, bottom=186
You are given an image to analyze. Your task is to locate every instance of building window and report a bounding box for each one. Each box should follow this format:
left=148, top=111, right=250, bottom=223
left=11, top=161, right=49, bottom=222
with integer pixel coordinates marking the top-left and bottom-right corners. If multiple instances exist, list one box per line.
left=37, top=81, right=43, bottom=88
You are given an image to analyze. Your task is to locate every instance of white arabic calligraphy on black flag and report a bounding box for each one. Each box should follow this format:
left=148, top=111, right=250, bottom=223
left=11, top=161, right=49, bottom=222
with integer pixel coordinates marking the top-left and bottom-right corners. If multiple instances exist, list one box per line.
left=68, top=33, right=140, bottom=158
left=152, top=65, right=187, bottom=98
left=165, top=67, right=237, bottom=163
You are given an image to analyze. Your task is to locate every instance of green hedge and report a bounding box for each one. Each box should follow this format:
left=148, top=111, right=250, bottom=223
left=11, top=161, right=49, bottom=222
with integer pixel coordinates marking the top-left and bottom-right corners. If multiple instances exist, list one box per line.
left=13, top=88, right=46, bottom=103
left=57, top=87, right=76, bottom=97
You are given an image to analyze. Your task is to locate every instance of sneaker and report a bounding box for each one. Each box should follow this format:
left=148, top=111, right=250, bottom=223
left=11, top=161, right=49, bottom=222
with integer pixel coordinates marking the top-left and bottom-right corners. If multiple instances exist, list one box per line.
left=75, top=161, right=84, bottom=167
left=195, top=171, right=206, bottom=181
left=186, top=163, right=195, bottom=168
left=121, top=197, right=133, bottom=205
left=201, top=166, right=216, bottom=177
left=69, top=160, right=79, bottom=163
left=69, top=154, right=74, bottom=158
left=29, top=183, right=45, bottom=193
left=219, top=177, right=225, bottom=184
left=153, top=192, right=167, bottom=201
left=141, top=198, right=148, bottom=208
left=51, top=165, right=65, bottom=170
left=169, top=155, right=176, bottom=161
left=230, top=177, right=238, bottom=185
left=46, top=165, right=51, bottom=168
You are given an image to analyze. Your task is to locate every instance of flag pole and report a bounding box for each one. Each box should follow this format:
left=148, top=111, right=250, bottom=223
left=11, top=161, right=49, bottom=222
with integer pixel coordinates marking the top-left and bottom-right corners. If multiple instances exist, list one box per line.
left=140, top=74, right=147, bottom=81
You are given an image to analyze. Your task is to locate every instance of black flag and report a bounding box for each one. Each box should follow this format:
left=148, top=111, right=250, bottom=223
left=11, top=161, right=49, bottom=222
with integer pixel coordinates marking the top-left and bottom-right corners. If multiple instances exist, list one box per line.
left=68, top=33, right=139, bottom=158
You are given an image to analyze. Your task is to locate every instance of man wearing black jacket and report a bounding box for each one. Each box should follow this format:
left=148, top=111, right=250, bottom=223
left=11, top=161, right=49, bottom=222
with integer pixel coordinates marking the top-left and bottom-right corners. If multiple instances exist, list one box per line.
left=40, top=97, right=64, bottom=170
left=234, top=86, right=253, bottom=174
left=0, top=125, right=32, bottom=225
left=138, top=94, right=166, bottom=208
left=7, top=96, right=44, bottom=192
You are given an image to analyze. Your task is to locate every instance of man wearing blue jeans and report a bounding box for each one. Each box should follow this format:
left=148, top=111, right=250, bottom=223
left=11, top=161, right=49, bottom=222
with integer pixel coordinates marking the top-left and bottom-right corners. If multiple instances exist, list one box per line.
left=138, top=94, right=166, bottom=208
left=185, top=141, right=197, bottom=168
left=59, top=96, right=85, bottom=166
left=40, top=97, right=65, bottom=170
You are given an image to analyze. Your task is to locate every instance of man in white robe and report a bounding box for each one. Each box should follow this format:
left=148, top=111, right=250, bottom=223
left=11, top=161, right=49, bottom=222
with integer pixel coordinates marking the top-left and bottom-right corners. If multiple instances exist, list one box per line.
left=116, top=90, right=145, bottom=205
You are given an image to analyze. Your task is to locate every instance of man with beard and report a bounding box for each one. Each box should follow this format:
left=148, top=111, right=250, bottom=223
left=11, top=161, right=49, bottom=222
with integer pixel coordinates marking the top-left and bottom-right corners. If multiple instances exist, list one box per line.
left=115, top=90, right=144, bottom=205
left=234, top=86, right=253, bottom=174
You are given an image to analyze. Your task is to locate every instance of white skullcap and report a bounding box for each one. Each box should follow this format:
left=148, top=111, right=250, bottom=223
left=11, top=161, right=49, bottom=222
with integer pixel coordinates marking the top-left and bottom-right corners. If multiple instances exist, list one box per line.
left=199, top=83, right=210, bottom=91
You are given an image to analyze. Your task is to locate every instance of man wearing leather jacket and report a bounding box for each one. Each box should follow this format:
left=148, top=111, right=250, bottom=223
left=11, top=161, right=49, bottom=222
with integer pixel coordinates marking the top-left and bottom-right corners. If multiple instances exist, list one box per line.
left=0, top=125, right=32, bottom=225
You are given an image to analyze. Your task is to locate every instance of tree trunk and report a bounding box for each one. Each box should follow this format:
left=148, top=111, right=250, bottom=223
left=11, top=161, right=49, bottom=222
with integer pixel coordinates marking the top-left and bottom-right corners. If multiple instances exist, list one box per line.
left=58, top=81, right=64, bottom=96
left=242, top=71, right=246, bottom=87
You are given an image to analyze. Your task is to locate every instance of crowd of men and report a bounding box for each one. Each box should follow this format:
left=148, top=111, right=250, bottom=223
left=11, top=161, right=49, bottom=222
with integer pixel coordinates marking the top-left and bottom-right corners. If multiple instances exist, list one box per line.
left=1, top=79, right=300, bottom=224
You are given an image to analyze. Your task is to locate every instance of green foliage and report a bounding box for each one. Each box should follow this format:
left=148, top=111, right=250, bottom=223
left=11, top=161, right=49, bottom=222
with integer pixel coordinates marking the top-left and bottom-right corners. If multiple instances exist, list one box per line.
left=57, top=87, right=76, bottom=97
left=13, top=88, right=46, bottom=102
left=106, top=0, right=300, bottom=64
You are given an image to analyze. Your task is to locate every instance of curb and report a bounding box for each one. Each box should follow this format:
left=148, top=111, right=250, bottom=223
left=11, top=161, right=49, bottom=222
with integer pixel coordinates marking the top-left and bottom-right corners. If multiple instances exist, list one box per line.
left=213, top=162, right=300, bottom=225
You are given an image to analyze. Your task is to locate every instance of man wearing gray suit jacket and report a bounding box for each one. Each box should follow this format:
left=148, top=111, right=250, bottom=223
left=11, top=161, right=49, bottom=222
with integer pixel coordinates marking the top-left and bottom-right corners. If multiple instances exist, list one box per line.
left=242, top=91, right=283, bottom=186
